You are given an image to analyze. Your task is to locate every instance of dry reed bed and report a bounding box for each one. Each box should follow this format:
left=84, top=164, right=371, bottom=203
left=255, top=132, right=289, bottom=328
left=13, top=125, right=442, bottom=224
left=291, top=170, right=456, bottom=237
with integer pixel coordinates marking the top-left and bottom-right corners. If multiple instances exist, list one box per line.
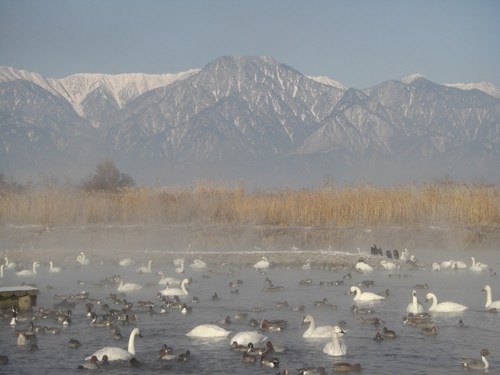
left=0, top=182, right=499, bottom=227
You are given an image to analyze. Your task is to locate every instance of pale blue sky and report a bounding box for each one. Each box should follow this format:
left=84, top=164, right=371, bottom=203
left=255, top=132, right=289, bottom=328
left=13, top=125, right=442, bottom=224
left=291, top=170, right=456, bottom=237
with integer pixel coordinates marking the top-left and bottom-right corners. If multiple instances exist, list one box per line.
left=1, top=0, right=499, bottom=88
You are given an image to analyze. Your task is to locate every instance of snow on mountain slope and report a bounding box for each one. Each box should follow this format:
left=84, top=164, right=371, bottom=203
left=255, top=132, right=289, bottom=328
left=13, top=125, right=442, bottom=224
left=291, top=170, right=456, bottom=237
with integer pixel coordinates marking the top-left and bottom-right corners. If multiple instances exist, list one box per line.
left=0, top=66, right=200, bottom=115
left=307, top=75, right=347, bottom=90
left=443, top=82, right=500, bottom=99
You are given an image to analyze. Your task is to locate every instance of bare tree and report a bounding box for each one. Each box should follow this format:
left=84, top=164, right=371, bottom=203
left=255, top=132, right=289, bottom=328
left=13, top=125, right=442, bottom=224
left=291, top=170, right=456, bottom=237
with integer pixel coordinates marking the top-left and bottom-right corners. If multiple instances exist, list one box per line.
left=81, top=159, right=135, bottom=191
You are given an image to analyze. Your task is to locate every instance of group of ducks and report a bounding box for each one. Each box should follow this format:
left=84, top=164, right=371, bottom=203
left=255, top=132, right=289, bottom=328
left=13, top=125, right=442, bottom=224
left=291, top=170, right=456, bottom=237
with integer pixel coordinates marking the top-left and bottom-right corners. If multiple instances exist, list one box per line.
left=1, top=250, right=498, bottom=373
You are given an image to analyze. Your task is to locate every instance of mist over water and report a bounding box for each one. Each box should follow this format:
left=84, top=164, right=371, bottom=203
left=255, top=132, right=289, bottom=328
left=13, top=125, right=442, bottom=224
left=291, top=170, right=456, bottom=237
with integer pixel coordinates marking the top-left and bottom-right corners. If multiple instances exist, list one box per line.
left=1, top=244, right=499, bottom=374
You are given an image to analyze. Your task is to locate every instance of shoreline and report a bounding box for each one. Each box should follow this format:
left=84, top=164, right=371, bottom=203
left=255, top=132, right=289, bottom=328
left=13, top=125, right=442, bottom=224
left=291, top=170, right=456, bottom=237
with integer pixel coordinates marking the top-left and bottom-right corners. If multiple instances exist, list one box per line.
left=1, top=223, right=499, bottom=270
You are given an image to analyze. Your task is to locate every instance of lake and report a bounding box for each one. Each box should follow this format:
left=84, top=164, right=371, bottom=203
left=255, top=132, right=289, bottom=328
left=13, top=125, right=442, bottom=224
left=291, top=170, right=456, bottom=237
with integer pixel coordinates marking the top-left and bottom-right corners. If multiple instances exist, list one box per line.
left=0, top=247, right=498, bottom=374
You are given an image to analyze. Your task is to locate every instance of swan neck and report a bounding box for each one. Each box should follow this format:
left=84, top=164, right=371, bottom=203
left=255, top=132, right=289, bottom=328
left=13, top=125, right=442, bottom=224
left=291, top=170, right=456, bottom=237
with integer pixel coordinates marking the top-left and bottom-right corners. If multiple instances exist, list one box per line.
left=485, top=288, right=492, bottom=306
left=128, top=330, right=137, bottom=354
left=483, top=356, right=489, bottom=369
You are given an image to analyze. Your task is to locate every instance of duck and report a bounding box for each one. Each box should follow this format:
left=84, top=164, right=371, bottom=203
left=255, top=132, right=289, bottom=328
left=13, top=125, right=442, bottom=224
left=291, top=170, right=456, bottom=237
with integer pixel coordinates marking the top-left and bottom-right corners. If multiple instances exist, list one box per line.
left=323, top=325, right=347, bottom=356
left=15, top=261, right=40, bottom=277
left=298, top=367, right=326, bottom=375
left=117, top=278, right=142, bottom=292
left=86, top=327, right=142, bottom=361
left=332, top=362, right=362, bottom=372
left=186, top=324, right=231, bottom=338
left=313, top=297, right=337, bottom=309
left=302, top=314, right=332, bottom=338
left=158, top=347, right=176, bottom=360
left=425, top=292, right=468, bottom=313
left=68, top=338, right=81, bottom=348
left=349, top=286, right=385, bottom=302
left=482, top=285, right=500, bottom=309
left=265, top=340, right=288, bottom=353
left=406, top=290, right=425, bottom=314
left=159, top=278, right=190, bottom=297
left=253, top=256, right=270, bottom=270
left=231, top=341, right=249, bottom=353
left=260, top=319, right=286, bottom=332
left=460, top=348, right=490, bottom=370
left=421, top=326, right=437, bottom=336
left=119, top=258, right=136, bottom=267
left=230, top=331, right=267, bottom=346
left=136, top=260, right=152, bottom=273
left=260, top=354, right=280, bottom=368
left=49, top=260, right=62, bottom=273
left=241, top=352, right=257, bottom=363
left=382, top=327, right=397, bottom=338
left=373, top=332, right=384, bottom=342
left=246, top=342, right=265, bottom=356
left=78, top=355, right=99, bottom=370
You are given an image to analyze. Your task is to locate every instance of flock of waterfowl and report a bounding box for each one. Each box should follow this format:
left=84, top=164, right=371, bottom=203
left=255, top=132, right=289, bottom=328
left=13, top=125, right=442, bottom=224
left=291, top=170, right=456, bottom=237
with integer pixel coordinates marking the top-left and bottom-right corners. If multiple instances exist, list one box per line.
left=0, top=247, right=498, bottom=373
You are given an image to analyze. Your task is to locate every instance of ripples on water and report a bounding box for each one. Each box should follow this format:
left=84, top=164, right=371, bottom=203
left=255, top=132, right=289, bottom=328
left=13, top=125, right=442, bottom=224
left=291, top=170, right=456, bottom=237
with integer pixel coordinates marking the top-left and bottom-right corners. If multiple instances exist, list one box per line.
left=0, top=250, right=499, bottom=374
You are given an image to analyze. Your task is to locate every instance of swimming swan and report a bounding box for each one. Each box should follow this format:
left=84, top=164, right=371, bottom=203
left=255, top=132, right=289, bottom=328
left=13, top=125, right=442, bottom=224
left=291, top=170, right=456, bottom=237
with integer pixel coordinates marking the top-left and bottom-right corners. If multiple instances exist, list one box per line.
left=406, top=290, right=425, bottom=314
left=190, top=259, right=207, bottom=269
left=186, top=324, right=231, bottom=338
left=49, top=261, right=62, bottom=273
left=86, top=327, right=142, bottom=361
left=470, top=257, right=488, bottom=272
left=354, top=258, right=373, bottom=272
left=119, top=258, right=136, bottom=267
left=482, top=285, right=500, bottom=309
left=136, top=260, right=152, bottom=273
left=16, top=261, right=40, bottom=277
left=230, top=331, right=267, bottom=346
left=157, top=271, right=181, bottom=286
left=349, top=286, right=385, bottom=302
left=253, top=257, right=270, bottom=270
left=76, top=252, right=89, bottom=265
left=323, top=325, right=347, bottom=356
left=159, top=278, right=190, bottom=297
left=425, top=292, right=468, bottom=312
left=302, top=314, right=332, bottom=338
left=117, top=279, right=143, bottom=292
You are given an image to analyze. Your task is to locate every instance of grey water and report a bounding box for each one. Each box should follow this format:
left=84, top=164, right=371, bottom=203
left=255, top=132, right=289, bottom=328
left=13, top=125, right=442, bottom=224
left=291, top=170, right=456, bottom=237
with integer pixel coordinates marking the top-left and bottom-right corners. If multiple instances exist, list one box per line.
left=1, top=252, right=499, bottom=375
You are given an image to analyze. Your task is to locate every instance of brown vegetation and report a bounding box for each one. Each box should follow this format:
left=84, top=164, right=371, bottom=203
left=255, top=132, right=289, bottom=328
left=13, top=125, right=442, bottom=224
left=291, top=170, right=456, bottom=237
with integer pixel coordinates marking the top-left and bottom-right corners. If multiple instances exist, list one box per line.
left=1, top=181, right=499, bottom=227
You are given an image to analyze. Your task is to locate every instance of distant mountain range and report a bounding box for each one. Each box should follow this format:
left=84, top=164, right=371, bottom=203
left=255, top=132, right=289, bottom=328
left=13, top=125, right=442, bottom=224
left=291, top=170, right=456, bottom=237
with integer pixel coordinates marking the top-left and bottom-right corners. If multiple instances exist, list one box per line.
left=1, top=56, right=499, bottom=187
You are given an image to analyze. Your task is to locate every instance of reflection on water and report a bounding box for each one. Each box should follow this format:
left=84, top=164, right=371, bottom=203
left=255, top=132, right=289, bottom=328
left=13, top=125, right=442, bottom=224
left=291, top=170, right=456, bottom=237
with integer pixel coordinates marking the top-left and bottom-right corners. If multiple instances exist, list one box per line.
left=0, top=251, right=499, bottom=374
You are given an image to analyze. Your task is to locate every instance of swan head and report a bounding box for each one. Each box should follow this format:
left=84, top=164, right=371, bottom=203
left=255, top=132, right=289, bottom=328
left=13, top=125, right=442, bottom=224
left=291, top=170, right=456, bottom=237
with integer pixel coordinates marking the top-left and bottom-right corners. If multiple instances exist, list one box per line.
left=302, top=315, right=313, bottom=324
left=349, top=286, right=358, bottom=295
left=332, top=325, right=345, bottom=335
left=412, top=290, right=417, bottom=297
left=482, top=285, right=491, bottom=293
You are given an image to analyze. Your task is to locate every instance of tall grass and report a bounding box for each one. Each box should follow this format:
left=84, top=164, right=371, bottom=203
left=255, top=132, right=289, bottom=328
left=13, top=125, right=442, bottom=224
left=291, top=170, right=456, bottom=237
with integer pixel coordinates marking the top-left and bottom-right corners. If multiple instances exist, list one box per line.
left=0, top=181, right=499, bottom=227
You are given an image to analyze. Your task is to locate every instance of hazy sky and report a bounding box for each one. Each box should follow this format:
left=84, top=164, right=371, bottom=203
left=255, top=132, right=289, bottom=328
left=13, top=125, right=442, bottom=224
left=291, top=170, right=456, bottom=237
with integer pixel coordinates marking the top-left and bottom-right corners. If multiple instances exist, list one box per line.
left=1, top=0, right=499, bottom=88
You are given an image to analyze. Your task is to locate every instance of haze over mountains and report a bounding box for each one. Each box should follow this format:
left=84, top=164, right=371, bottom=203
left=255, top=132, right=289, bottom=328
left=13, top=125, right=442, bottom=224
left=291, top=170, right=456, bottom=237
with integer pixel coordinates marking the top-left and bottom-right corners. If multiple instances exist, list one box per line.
left=1, top=56, right=499, bottom=188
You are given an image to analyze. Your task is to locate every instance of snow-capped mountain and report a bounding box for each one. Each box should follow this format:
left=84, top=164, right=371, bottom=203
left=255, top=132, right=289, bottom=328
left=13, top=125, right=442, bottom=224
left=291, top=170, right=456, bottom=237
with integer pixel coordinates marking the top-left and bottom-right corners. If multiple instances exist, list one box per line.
left=444, top=82, right=500, bottom=99
left=1, top=57, right=499, bottom=187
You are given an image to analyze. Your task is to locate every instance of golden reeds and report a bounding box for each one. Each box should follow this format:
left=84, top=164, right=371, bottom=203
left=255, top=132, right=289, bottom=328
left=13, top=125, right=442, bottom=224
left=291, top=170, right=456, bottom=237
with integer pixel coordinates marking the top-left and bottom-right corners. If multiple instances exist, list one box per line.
left=0, top=182, right=499, bottom=227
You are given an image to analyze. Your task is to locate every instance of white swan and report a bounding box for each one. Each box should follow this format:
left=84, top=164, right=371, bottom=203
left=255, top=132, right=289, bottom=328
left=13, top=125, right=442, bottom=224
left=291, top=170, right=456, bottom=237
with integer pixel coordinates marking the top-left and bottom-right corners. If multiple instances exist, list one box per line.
left=4, top=257, right=16, bottom=269
left=76, top=252, right=89, bottom=265
left=157, top=271, right=181, bottom=286
left=119, top=258, right=136, bottom=267
left=159, top=278, right=190, bottom=297
left=186, top=324, right=231, bottom=338
left=253, top=256, right=270, bottom=270
left=16, top=261, right=40, bottom=277
left=0, top=264, right=3, bottom=278
left=117, top=279, right=142, bottom=292
left=302, top=314, right=332, bottom=338
left=470, top=257, right=488, bottom=272
left=425, top=292, right=468, bottom=313
left=173, top=257, right=185, bottom=266
left=136, top=260, right=152, bottom=273
left=323, top=325, right=347, bottom=356
left=230, top=331, right=267, bottom=346
left=49, top=261, right=62, bottom=273
left=482, top=285, right=500, bottom=309
left=175, top=260, right=184, bottom=274
left=86, top=327, right=141, bottom=361
left=354, top=258, right=373, bottom=272
left=380, top=260, right=397, bottom=271
left=406, top=290, right=425, bottom=314
left=190, top=259, right=207, bottom=269
left=349, top=286, right=385, bottom=302
left=431, top=262, right=441, bottom=271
